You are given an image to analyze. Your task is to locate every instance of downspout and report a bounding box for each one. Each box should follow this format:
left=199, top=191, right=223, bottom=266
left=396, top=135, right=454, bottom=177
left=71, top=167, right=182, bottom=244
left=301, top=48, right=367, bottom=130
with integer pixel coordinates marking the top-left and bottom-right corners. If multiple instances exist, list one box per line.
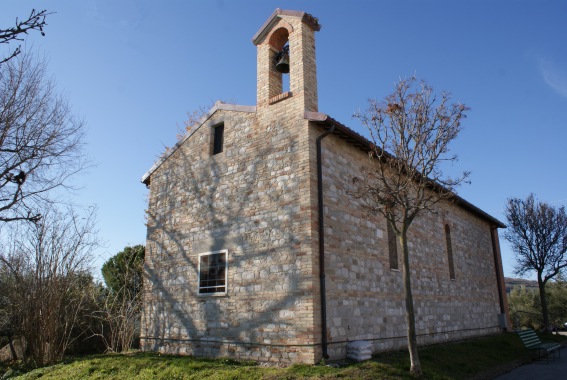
left=490, top=225, right=507, bottom=330
left=316, top=124, right=334, bottom=359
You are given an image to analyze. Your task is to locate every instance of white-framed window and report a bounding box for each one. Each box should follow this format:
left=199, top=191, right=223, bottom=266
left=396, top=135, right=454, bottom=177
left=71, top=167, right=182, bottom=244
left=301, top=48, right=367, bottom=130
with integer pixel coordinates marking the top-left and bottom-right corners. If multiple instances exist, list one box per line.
left=198, top=250, right=228, bottom=295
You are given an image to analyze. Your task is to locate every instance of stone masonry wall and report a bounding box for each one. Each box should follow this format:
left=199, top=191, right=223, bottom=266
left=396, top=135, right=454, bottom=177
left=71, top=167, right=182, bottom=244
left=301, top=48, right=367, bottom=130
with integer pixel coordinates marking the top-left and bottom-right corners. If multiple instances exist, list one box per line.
left=142, top=105, right=319, bottom=364
left=314, top=124, right=503, bottom=359
left=142, top=7, right=506, bottom=364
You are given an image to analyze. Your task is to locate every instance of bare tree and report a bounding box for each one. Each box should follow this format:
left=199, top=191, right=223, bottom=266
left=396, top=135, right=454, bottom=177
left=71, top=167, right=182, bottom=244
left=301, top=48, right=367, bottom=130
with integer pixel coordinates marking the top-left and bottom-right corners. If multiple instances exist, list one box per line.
left=0, top=51, right=86, bottom=223
left=0, top=9, right=51, bottom=65
left=94, top=286, right=142, bottom=353
left=0, top=206, right=99, bottom=366
left=176, top=99, right=235, bottom=140
left=0, top=263, right=20, bottom=361
left=349, top=76, right=469, bottom=376
left=504, top=193, right=567, bottom=332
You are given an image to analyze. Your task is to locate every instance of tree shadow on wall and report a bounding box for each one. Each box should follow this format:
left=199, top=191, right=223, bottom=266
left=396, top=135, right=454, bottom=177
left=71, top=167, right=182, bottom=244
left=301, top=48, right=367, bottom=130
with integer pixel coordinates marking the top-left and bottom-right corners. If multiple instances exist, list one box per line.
left=143, top=112, right=315, bottom=359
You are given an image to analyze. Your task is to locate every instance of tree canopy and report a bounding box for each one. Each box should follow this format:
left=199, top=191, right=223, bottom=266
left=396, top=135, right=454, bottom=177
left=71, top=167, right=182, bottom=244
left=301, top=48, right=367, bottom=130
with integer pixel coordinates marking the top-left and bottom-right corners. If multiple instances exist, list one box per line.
left=351, top=76, right=470, bottom=230
left=0, top=52, right=86, bottom=223
left=101, top=245, right=145, bottom=296
left=504, top=193, right=567, bottom=330
left=0, top=9, right=50, bottom=65
left=505, top=194, right=567, bottom=280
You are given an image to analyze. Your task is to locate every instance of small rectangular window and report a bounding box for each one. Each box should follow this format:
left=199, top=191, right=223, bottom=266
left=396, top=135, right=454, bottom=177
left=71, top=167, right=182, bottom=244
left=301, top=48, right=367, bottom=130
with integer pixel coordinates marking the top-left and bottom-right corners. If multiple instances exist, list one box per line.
left=387, top=222, right=399, bottom=270
left=212, top=124, right=224, bottom=155
left=445, top=224, right=456, bottom=280
left=198, top=250, right=227, bottom=294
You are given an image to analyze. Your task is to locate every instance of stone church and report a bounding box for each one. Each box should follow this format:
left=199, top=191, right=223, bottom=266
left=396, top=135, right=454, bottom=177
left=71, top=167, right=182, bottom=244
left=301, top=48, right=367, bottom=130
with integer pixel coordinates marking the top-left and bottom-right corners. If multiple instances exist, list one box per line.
left=140, top=9, right=510, bottom=364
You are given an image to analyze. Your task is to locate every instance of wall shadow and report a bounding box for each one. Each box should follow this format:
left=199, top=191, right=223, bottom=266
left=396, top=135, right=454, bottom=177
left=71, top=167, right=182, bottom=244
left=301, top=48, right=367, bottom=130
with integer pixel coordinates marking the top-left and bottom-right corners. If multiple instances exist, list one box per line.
left=142, top=110, right=316, bottom=362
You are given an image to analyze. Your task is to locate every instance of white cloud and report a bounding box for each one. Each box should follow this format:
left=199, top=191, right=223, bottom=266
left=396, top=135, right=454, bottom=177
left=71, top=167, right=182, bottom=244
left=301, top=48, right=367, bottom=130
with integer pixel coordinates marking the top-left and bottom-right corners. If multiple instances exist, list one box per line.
left=539, top=57, right=567, bottom=98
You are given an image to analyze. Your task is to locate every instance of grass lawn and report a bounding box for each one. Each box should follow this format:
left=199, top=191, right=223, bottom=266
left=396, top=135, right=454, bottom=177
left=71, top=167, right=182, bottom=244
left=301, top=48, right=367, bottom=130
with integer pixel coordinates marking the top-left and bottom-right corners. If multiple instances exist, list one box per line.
left=1, top=333, right=564, bottom=379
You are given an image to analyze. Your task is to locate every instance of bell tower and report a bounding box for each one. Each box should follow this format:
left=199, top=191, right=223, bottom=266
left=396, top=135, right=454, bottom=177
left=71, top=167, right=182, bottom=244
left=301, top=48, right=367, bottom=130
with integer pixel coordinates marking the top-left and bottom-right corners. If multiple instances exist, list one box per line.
left=252, top=9, right=321, bottom=112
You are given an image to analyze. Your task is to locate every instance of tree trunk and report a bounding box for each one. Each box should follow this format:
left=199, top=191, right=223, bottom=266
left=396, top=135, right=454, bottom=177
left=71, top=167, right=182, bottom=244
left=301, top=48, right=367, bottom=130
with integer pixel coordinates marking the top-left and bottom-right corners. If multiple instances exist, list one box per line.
left=400, top=231, right=422, bottom=376
left=537, top=275, right=550, bottom=332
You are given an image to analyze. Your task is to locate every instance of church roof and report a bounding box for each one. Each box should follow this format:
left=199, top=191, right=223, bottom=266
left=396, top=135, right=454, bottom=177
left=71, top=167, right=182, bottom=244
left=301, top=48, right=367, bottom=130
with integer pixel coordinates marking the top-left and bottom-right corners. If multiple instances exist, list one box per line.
left=304, top=111, right=507, bottom=229
left=142, top=102, right=505, bottom=228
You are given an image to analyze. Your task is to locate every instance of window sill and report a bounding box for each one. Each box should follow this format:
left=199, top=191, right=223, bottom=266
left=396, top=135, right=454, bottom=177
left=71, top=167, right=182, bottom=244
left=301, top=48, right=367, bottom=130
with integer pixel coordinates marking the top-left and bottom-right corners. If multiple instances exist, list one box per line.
left=197, top=292, right=228, bottom=298
left=269, top=91, right=293, bottom=104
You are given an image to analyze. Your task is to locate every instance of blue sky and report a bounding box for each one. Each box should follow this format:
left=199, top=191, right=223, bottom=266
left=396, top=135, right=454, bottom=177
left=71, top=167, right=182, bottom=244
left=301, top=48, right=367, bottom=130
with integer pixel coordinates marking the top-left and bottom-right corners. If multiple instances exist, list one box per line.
left=1, top=0, right=566, bottom=280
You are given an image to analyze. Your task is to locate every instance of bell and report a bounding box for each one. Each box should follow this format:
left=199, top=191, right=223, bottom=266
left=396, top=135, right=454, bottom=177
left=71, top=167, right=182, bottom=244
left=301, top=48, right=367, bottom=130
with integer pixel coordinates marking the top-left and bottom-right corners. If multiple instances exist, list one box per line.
left=275, top=51, right=290, bottom=73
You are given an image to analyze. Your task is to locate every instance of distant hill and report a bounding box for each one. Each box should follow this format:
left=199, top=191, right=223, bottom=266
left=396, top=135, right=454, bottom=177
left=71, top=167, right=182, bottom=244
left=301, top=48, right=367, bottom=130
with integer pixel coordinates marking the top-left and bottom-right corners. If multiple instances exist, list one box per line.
left=505, top=277, right=538, bottom=293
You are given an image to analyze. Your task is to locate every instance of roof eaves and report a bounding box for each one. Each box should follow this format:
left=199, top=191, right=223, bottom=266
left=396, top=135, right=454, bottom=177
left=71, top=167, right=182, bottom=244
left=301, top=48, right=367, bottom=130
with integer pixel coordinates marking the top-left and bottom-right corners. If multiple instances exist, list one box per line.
left=455, top=197, right=507, bottom=228
left=304, top=112, right=506, bottom=229
left=141, top=102, right=256, bottom=185
left=305, top=111, right=372, bottom=153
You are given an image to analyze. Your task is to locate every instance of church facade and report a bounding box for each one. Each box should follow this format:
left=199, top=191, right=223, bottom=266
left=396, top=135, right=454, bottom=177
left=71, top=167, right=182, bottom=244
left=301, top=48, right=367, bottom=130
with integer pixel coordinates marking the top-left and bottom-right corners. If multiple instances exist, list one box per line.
left=140, top=9, right=509, bottom=364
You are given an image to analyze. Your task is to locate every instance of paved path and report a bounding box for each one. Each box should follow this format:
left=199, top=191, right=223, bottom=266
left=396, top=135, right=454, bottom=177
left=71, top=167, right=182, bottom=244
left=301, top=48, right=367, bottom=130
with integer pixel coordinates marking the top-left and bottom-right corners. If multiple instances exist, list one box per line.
left=494, top=346, right=566, bottom=380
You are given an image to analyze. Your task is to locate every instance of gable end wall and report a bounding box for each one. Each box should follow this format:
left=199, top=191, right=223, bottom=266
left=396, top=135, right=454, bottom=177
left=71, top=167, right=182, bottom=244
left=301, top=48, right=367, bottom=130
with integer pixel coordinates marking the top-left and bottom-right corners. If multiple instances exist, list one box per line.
left=142, top=106, right=321, bottom=364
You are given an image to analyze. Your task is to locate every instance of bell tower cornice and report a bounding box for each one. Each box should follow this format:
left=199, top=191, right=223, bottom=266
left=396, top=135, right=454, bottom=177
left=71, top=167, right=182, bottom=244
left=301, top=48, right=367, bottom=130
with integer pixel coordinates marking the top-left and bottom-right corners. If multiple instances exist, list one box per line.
left=252, top=9, right=321, bottom=46
left=253, top=9, right=321, bottom=113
